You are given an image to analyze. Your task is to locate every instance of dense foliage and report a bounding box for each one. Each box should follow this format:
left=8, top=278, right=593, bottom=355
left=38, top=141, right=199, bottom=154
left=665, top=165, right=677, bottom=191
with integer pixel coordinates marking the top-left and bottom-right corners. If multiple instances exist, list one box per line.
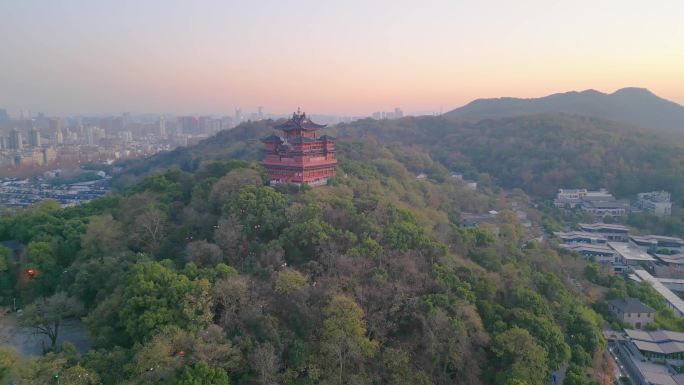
left=114, top=114, right=684, bottom=206
left=0, top=130, right=610, bottom=384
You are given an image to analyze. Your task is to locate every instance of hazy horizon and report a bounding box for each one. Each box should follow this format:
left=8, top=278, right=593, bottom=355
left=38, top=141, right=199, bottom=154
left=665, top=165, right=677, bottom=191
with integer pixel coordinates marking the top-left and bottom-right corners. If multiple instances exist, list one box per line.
left=1, top=0, right=683, bottom=116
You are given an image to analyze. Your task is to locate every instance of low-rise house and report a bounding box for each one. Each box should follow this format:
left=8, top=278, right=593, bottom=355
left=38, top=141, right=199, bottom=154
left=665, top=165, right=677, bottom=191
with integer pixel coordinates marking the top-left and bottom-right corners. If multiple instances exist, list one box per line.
left=580, top=198, right=630, bottom=217
left=609, top=242, right=656, bottom=267
left=554, top=188, right=613, bottom=208
left=554, top=231, right=607, bottom=244
left=554, top=188, right=630, bottom=217
left=654, top=254, right=684, bottom=279
left=579, top=223, right=630, bottom=242
left=609, top=298, right=655, bottom=329
left=631, top=235, right=684, bottom=254
left=625, top=329, right=684, bottom=362
left=561, top=243, right=617, bottom=264
left=460, top=213, right=500, bottom=237
left=636, top=191, right=672, bottom=217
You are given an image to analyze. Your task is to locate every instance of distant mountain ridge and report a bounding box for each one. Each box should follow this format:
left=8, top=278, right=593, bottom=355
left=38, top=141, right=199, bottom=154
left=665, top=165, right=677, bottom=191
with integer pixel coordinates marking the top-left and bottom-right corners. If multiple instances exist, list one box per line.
left=445, top=87, right=684, bottom=133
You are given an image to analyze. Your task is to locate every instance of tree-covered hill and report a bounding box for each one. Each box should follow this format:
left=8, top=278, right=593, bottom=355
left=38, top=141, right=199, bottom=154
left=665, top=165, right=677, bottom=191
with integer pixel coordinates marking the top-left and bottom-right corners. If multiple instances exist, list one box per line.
left=444, top=87, right=684, bottom=134
left=1, top=138, right=605, bottom=384
left=115, top=113, right=684, bottom=204
left=329, top=114, right=684, bottom=202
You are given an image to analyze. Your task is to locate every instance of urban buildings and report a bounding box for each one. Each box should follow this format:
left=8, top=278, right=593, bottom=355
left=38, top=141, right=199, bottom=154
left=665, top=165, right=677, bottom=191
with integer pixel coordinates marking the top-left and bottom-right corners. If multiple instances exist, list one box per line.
left=371, top=108, right=404, bottom=120
left=0, top=175, right=110, bottom=209
left=610, top=328, right=684, bottom=385
left=261, top=110, right=337, bottom=186
left=554, top=188, right=630, bottom=217
left=636, top=191, right=672, bottom=216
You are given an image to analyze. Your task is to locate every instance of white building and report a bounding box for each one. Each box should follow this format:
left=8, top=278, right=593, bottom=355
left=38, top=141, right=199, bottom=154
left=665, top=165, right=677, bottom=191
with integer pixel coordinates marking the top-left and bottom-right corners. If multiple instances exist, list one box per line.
left=637, top=191, right=672, bottom=217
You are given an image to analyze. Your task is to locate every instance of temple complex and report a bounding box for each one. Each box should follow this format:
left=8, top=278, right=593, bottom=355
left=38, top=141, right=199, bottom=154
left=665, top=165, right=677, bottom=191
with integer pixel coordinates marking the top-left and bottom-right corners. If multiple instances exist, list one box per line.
left=261, top=109, right=337, bottom=186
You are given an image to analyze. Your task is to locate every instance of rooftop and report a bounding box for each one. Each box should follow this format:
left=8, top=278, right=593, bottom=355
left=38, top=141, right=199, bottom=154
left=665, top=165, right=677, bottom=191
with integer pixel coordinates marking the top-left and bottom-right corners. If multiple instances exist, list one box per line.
left=656, top=254, right=684, bottom=265
left=609, top=298, right=655, bottom=314
left=581, top=199, right=630, bottom=209
left=608, top=242, right=656, bottom=262
left=553, top=231, right=607, bottom=242
left=626, top=329, right=684, bottom=355
left=579, top=223, right=630, bottom=232
left=274, top=110, right=327, bottom=131
left=561, top=243, right=615, bottom=255
left=633, top=269, right=684, bottom=316
left=631, top=235, right=684, bottom=245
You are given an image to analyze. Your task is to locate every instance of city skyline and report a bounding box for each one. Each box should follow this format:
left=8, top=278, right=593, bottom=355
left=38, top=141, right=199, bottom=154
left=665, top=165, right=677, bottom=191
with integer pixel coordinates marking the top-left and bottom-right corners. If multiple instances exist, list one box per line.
left=1, top=0, right=683, bottom=116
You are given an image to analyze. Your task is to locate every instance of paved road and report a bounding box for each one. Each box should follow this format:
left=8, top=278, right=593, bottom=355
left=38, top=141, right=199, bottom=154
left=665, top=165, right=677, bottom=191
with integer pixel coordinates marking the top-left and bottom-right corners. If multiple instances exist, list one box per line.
left=606, top=343, right=636, bottom=385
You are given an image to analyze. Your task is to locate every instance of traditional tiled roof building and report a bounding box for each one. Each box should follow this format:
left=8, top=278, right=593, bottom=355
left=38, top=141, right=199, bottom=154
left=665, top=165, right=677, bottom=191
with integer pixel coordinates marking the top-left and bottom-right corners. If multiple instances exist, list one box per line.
left=261, top=109, right=337, bottom=186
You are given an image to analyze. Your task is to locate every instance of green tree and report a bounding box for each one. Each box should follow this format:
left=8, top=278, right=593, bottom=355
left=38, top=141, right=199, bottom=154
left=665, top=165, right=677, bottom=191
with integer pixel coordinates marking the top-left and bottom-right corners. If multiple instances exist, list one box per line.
left=118, top=261, right=193, bottom=341
left=0, top=346, right=20, bottom=383
left=80, top=214, right=125, bottom=259
left=227, top=186, right=288, bottom=240
left=26, top=241, right=59, bottom=297
left=490, top=327, right=549, bottom=385
left=320, top=295, right=377, bottom=385
left=169, top=361, right=230, bottom=385
left=274, top=269, right=308, bottom=295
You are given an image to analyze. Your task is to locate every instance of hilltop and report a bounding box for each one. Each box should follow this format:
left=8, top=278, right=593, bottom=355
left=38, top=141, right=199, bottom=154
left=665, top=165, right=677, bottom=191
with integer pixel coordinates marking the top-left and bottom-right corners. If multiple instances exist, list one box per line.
left=113, top=114, right=684, bottom=204
left=445, top=88, right=684, bottom=133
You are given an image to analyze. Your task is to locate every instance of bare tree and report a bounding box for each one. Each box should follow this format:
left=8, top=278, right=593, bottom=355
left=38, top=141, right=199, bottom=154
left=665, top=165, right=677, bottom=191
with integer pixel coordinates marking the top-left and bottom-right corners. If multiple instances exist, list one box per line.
left=134, top=209, right=167, bottom=252
left=214, top=216, right=243, bottom=262
left=21, top=292, right=84, bottom=351
left=185, top=240, right=223, bottom=266
left=249, top=342, right=279, bottom=385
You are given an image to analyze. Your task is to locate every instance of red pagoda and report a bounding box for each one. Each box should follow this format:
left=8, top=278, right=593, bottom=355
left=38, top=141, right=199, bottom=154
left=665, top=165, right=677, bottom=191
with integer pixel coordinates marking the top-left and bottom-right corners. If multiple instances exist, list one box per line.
left=261, top=109, right=337, bottom=186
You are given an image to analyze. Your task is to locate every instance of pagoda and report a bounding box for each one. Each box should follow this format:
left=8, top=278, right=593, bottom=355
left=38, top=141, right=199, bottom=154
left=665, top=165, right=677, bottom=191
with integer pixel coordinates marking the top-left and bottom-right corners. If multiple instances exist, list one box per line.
left=261, top=109, right=337, bottom=186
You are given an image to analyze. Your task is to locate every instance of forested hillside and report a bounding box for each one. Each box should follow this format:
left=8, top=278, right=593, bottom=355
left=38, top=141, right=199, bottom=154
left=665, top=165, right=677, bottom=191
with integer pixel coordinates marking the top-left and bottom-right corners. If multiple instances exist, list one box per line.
left=444, top=87, right=684, bottom=134
left=116, top=115, right=684, bottom=203
left=0, top=139, right=605, bottom=384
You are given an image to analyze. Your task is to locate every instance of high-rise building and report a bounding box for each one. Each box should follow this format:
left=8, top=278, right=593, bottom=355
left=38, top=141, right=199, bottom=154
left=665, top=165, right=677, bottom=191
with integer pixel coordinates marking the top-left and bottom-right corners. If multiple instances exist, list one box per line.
left=9, top=129, right=23, bottom=150
left=49, top=117, right=61, bottom=132
left=28, top=129, right=41, bottom=148
left=394, top=107, right=404, bottom=118
left=180, top=116, right=199, bottom=134
left=234, top=108, right=243, bottom=125
left=121, top=131, right=133, bottom=142
left=86, top=126, right=95, bottom=145
left=158, top=117, right=167, bottom=139
left=49, top=117, right=63, bottom=145
left=258, top=106, right=264, bottom=120
left=51, top=121, right=64, bottom=145
left=0, top=109, right=9, bottom=123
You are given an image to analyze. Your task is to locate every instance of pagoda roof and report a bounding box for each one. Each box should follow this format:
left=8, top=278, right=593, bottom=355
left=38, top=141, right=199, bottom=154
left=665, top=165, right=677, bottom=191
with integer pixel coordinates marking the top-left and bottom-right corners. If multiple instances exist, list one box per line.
left=261, top=135, right=283, bottom=143
left=274, top=110, right=327, bottom=131
left=319, top=135, right=336, bottom=141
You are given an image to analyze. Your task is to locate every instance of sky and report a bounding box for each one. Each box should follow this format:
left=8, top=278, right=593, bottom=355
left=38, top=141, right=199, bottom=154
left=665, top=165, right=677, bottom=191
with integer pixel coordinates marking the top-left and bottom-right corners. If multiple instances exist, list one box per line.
left=0, top=0, right=683, bottom=116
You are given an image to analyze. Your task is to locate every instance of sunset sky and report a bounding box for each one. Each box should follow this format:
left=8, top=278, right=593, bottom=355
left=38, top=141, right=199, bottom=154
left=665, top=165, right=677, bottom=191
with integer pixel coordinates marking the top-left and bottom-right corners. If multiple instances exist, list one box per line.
left=1, top=0, right=683, bottom=116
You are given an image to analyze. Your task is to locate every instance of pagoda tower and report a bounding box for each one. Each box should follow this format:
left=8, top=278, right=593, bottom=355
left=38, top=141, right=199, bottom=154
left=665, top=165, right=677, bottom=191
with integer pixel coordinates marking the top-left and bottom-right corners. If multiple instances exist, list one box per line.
left=261, top=109, right=337, bottom=186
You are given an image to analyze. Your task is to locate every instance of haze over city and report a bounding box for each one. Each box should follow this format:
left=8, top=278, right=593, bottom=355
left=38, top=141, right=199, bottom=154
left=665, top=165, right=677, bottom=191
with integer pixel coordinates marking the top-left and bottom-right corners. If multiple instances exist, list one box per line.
left=1, top=0, right=683, bottom=116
